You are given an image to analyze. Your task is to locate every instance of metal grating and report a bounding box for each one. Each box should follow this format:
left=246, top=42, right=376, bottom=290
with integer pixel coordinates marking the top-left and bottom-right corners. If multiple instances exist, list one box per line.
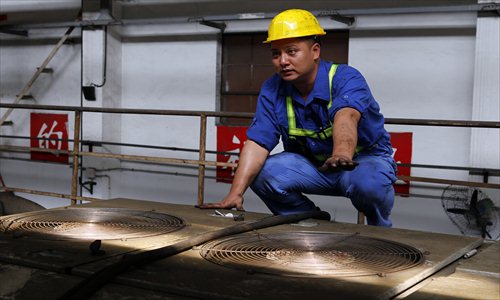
left=0, top=207, right=185, bottom=240
left=200, top=231, right=424, bottom=277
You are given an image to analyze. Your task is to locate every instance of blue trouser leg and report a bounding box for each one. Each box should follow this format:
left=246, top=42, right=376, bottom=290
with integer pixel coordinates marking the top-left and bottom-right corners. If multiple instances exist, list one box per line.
left=249, top=152, right=330, bottom=215
left=338, top=154, right=397, bottom=227
left=249, top=152, right=397, bottom=227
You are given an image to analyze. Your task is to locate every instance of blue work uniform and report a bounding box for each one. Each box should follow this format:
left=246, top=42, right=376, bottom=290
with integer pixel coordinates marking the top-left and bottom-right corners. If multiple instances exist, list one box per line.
left=246, top=60, right=398, bottom=227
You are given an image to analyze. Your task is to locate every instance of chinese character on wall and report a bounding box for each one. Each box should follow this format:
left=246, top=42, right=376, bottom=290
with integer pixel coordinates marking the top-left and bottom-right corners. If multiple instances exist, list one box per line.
left=30, top=113, right=69, bottom=163
left=216, top=127, right=413, bottom=196
left=216, top=126, right=248, bottom=183
left=390, top=132, right=413, bottom=196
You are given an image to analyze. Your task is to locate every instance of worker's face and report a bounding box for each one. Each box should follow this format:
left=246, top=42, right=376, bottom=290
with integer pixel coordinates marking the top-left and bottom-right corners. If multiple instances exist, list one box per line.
left=270, top=38, right=320, bottom=83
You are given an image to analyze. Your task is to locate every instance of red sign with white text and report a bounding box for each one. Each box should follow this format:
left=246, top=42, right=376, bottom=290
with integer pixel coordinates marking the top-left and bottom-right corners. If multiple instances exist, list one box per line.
left=216, top=126, right=412, bottom=196
left=30, top=113, right=69, bottom=163
left=390, top=132, right=413, bottom=195
left=216, top=126, right=248, bottom=183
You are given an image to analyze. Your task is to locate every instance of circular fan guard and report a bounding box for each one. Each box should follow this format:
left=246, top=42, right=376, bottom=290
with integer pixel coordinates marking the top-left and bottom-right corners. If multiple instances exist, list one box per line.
left=0, top=207, right=185, bottom=240
left=200, top=231, right=424, bottom=277
left=441, top=185, right=500, bottom=240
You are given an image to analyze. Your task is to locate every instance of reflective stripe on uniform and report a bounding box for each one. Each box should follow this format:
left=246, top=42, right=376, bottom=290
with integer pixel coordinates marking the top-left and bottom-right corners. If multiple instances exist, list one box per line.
left=286, top=64, right=338, bottom=140
left=286, top=64, right=363, bottom=160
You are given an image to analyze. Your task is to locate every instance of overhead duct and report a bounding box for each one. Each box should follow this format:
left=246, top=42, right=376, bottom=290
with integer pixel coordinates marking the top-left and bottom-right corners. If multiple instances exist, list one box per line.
left=81, top=1, right=112, bottom=101
left=82, top=26, right=108, bottom=101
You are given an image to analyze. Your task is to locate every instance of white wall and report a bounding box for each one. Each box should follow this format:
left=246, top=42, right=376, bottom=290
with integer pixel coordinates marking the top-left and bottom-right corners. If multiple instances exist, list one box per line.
left=0, top=28, right=81, bottom=208
left=470, top=8, right=500, bottom=206
left=1, top=10, right=498, bottom=237
left=350, top=13, right=476, bottom=176
left=110, top=26, right=220, bottom=201
left=348, top=14, right=477, bottom=234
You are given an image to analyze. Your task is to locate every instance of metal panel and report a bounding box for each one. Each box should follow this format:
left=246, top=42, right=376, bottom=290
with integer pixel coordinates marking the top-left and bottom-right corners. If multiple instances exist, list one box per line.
left=404, top=241, right=500, bottom=299
left=0, top=198, right=488, bottom=300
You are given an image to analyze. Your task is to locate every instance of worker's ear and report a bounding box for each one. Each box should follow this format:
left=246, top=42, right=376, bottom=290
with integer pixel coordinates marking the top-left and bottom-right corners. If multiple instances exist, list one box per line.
left=312, top=42, right=321, bottom=61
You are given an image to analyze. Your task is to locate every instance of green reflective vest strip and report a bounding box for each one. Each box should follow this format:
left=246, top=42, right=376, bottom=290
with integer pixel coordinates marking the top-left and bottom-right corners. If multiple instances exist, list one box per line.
left=286, top=64, right=338, bottom=140
left=286, top=64, right=363, bottom=158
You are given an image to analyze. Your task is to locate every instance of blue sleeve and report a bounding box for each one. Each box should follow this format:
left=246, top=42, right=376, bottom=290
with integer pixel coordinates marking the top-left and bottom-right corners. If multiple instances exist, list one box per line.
left=246, top=78, right=281, bottom=152
left=327, top=64, right=389, bottom=149
left=328, top=65, right=374, bottom=119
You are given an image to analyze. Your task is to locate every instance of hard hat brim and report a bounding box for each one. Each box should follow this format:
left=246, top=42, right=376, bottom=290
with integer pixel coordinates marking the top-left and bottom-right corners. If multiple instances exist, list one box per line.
left=263, top=31, right=326, bottom=44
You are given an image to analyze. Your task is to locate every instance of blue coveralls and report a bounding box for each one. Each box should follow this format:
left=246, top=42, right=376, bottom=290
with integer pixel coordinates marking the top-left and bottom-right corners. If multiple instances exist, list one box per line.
left=246, top=60, right=398, bottom=227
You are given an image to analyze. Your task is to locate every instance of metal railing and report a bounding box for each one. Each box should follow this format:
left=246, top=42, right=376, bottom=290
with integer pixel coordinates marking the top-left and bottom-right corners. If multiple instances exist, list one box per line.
left=1, top=103, right=499, bottom=209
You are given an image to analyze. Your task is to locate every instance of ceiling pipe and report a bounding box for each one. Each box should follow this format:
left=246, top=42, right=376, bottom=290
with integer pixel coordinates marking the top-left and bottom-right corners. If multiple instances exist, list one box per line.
left=82, top=26, right=108, bottom=101
left=81, top=1, right=111, bottom=100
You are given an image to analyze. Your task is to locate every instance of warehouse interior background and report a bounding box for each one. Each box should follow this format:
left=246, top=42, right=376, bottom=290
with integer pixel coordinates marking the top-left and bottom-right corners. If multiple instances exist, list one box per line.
left=0, top=0, right=499, bottom=238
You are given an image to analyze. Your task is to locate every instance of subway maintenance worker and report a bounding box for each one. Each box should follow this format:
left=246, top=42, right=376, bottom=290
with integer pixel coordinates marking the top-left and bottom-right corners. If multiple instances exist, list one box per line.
left=200, top=9, right=398, bottom=226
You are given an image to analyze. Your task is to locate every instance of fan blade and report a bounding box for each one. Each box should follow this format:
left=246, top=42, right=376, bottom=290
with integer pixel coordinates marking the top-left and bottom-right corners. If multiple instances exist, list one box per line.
left=471, top=189, right=478, bottom=208
left=481, top=228, right=492, bottom=239
left=446, top=208, right=468, bottom=214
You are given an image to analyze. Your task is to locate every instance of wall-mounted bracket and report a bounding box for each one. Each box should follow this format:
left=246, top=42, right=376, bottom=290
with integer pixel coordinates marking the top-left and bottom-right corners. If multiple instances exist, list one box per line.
left=79, top=177, right=97, bottom=194
left=37, top=67, right=54, bottom=74
left=199, top=20, right=227, bottom=32
left=317, top=10, right=355, bottom=26
left=16, top=95, right=35, bottom=101
left=0, top=121, right=13, bottom=126
left=0, top=28, right=28, bottom=37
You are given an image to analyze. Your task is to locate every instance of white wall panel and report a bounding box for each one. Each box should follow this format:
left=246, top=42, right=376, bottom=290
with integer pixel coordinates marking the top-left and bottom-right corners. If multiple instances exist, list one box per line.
left=0, top=35, right=81, bottom=209
left=121, top=38, right=217, bottom=156
left=109, top=37, right=220, bottom=200
left=348, top=15, right=476, bottom=233
left=469, top=8, right=500, bottom=203
left=350, top=25, right=475, bottom=175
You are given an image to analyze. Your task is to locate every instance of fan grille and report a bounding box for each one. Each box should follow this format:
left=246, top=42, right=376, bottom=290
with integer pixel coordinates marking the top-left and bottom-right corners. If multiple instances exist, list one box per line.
left=200, top=231, right=424, bottom=277
left=442, top=185, right=500, bottom=240
left=0, top=207, right=185, bottom=240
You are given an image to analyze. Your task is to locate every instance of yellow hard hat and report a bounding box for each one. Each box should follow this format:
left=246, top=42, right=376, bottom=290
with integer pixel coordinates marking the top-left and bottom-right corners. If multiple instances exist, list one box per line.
left=264, top=9, right=326, bottom=43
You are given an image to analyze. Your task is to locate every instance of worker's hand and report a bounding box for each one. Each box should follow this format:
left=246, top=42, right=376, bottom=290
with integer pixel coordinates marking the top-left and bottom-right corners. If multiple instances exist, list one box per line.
left=196, top=194, right=245, bottom=211
left=318, top=154, right=359, bottom=172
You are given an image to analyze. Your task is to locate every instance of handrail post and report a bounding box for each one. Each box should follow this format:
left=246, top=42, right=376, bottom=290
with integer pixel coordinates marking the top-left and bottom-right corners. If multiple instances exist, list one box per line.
left=357, top=212, right=365, bottom=225
left=197, top=113, right=207, bottom=206
left=71, top=110, right=81, bottom=205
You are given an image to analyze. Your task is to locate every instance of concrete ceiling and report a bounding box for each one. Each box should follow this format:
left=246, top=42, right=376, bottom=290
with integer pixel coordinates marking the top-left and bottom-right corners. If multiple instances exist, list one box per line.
left=0, top=0, right=480, bottom=26
left=113, top=0, right=480, bottom=20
